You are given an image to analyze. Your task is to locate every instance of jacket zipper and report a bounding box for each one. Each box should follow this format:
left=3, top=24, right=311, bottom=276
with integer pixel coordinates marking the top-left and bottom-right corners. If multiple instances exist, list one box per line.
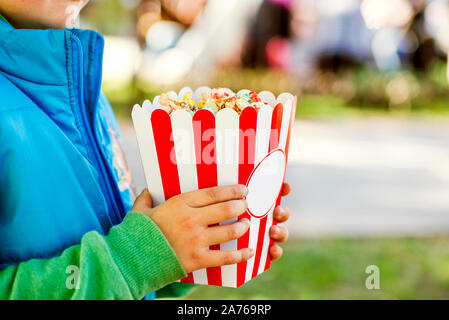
left=68, top=33, right=125, bottom=225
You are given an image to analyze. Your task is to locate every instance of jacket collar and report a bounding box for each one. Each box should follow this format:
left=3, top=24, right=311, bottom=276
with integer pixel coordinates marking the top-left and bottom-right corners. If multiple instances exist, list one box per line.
left=0, top=19, right=104, bottom=113
left=0, top=13, right=10, bottom=26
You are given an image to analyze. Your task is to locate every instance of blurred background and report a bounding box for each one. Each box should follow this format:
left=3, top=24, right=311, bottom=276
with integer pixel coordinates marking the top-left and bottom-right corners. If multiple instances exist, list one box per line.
left=81, top=0, right=449, bottom=299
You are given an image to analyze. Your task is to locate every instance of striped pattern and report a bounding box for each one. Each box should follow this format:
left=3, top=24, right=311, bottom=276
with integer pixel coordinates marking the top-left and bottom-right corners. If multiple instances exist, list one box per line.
left=132, top=89, right=296, bottom=287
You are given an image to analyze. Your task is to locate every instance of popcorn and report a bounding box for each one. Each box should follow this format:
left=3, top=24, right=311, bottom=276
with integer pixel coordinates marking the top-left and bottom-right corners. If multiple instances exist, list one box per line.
left=157, top=88, right=268, bottom=115
left=158, top=92, right=198, bottom=115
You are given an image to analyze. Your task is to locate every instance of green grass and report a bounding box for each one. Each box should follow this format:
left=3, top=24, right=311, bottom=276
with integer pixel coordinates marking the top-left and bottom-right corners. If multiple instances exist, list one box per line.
left=296, top=94, right=385, bottom=118
left=296, top=93, right=449, bottom=119
left=184, top=237, right=449, bottom=300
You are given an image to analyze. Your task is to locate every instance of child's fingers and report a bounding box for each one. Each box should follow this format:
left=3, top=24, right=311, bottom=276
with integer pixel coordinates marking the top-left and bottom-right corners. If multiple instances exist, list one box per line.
left=181, top=185, right=247, bottom=207
left=205, top=219, right=250, bottom=246
left=269, top=244, right=283, bottom=261
left=206, top=248, right=255, bottom=268
left=269, top=225, right=289, bottom=243
left=132, top=189, right=153, bottom=212
left=199, top=199, right=248, bottom=225
left=281, top=182, right=291, bottom=196
left=273, top=206, right=290, bottom=223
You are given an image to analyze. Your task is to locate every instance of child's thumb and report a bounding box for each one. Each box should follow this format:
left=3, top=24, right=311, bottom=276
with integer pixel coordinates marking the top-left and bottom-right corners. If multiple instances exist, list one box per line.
left=132, top=189, right=154, bottom=212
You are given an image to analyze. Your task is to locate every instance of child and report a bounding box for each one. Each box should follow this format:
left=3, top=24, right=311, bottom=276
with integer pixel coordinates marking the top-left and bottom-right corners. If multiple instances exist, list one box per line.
left=0, top=0, right=291, bottom=299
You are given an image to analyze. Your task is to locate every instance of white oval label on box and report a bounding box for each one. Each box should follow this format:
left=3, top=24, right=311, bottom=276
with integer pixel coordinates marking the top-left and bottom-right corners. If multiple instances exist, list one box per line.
left=246, top=149, right=286, bottom=218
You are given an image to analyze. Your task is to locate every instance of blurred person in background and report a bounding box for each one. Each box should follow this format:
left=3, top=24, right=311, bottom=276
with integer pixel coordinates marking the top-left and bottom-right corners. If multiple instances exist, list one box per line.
left=240, top=0, right=448, bottom=76
left=242, top=0, right=293, bottom=70
left=241, top=0, right=371, bottom=77
left=0, top=0, right=291, bottom=300
left=136, top=0, right=206, bottom=45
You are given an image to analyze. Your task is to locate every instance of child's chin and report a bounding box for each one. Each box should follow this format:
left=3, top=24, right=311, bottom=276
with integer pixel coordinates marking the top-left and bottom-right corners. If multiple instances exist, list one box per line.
left=49, top=16, right=79, bottom=29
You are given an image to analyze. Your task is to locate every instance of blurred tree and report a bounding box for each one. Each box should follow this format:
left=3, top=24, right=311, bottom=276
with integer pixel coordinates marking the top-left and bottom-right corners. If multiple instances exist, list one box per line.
left=81, top=0, right=136, bottom=35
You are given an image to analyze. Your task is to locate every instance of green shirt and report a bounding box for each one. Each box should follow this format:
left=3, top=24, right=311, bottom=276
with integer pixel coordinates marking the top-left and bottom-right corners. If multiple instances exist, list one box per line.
left=0, top=212, right=193, bottom=299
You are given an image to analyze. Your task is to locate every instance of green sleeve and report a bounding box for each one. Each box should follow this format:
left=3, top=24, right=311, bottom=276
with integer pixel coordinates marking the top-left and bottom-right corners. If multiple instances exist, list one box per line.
left=0, top=211, right=187, bottom=300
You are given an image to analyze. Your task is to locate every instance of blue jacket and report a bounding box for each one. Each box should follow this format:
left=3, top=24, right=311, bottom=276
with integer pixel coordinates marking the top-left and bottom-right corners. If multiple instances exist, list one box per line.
left=0, top=19, right=158, bottom=297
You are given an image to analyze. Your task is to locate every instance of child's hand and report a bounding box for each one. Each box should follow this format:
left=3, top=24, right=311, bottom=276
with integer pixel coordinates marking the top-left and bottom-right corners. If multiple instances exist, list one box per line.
left=132, top=185, right=254, bottom=274
left=269, top=182, right=291, bottom=261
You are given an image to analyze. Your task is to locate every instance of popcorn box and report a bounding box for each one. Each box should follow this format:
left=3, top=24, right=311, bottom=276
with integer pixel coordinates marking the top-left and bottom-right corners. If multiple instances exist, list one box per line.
left=132, top=87, right=296, bottom=287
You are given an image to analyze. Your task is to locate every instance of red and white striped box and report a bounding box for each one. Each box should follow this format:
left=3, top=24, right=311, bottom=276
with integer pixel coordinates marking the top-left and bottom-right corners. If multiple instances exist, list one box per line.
left=132, top=87, right=296, bottom=287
